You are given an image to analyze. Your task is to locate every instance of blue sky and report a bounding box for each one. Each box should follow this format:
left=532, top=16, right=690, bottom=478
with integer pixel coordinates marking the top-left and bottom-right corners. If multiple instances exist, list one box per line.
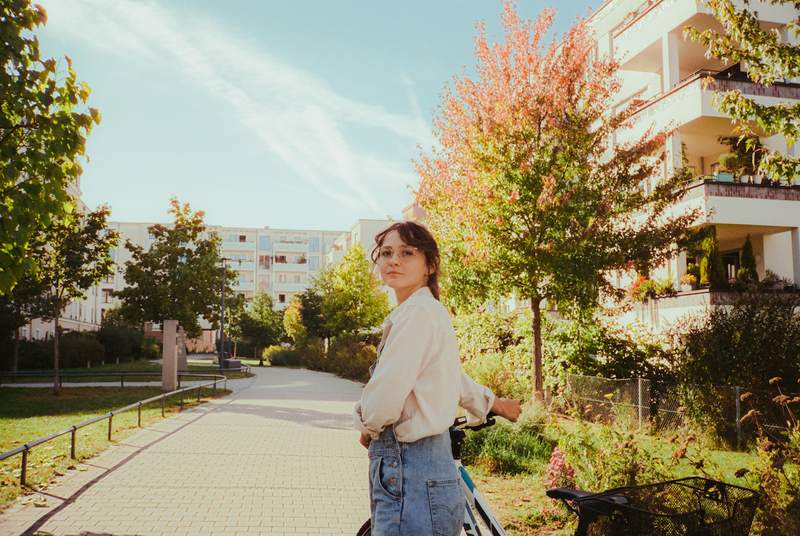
left=38, top=0, right=596, bottom=231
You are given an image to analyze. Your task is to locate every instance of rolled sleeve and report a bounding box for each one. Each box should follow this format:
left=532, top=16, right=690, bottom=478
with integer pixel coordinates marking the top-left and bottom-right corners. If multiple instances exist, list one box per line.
left=459, top=370, right=496, bottom=426
left=355, top=304, right=434, bottom=438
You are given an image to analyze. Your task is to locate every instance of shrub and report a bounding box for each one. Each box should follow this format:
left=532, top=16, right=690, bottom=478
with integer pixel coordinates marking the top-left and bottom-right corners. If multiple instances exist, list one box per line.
left=460, top=420, right=552, bottom=475
left=738, top=379, right=800, bottom=535
left=551, top=419, right=671, bottom=492
left=326, top=335, right=376, bottom=382
left=141, top=337, right=161, bottom=360
left=670, top=291, right=800, bottom=389
left=262, top=344, right=303, bottom=367
left=59, top=331, right=104, bottom=368
left=13, top=340, right=52, bottom=369
left=740, top=235, right=758, bottom=283
left=97, top=324, right=143, bottom=362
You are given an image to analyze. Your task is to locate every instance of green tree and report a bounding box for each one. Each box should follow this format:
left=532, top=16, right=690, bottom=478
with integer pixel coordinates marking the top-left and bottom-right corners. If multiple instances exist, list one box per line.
left=240, top=293, right=283, bottom=363
left=0, top=1, right=101, bottom=294
left=33, top=205, right=118, bottom=393
left=116, top=199, right=234, bottom=337
left=686, top=0, right=800, bottom=183
left=417, top=5, right=699, bottom=399
left=319, top=245, right=389, bottom=337
left=739, top=234, right=758, bottom=283
left=0, top=270, right=47, bottom=371
left=298, top=285, right=330, bottom=340
left=223, top=293, right=245, bottom=357
left=97, top=307, right=144, bottom=363
left=283, top=297, right=306, bottom=344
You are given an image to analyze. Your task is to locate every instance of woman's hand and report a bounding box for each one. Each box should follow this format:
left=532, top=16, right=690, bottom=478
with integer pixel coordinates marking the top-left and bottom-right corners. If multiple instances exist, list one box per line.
left=491, top=397, right=522, bottom=422
left=359, top=432, right=372, bottom=449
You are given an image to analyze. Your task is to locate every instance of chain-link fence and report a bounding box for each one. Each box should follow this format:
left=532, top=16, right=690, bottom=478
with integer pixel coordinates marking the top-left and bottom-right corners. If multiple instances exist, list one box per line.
left=563, top=373, right=794, bottom=449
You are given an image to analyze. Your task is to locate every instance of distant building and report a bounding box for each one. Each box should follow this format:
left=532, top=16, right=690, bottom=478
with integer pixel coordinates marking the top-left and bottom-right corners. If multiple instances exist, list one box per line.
left=22, top=177, right=104, bottom=342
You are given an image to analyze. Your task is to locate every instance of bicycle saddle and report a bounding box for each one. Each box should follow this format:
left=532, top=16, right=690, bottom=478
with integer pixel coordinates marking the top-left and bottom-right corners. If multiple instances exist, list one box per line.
left=546, top=488, right=595, bottom=501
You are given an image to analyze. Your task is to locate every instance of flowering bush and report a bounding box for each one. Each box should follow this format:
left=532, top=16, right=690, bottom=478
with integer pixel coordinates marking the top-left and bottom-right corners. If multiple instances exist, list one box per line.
left=544, top=447, right=575, bottom=489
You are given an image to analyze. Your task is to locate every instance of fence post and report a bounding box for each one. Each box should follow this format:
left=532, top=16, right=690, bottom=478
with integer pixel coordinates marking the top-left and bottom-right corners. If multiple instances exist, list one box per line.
left=108, top=414, right=113, bottom=441
left=637, top=377, right=644, bottom=430
left=70, top=426, right=77, bottom=459
left=121, top=374, right=124, bottom=388
left=161, top=396, right=165, bottom=417
left=137, top=402, right=142, bottom=428
left=735, top=386, right=742, bottom=451
left=20, top=447, right=28, bottom=486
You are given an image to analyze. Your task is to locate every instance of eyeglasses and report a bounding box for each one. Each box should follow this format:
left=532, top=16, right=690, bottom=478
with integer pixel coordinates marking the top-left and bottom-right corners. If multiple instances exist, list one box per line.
left=376, top=245, right=420, bottom=262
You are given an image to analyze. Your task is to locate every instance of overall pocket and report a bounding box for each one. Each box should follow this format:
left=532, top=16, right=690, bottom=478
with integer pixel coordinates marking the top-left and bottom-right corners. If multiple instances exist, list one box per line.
left=427, top=479, right=464, bottom=536
left=370, top=455, right=401, bottom=501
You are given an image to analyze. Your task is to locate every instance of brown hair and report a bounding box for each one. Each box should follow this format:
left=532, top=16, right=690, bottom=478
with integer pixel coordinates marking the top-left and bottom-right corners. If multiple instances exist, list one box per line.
left=371, top=221, right=441, bottom=300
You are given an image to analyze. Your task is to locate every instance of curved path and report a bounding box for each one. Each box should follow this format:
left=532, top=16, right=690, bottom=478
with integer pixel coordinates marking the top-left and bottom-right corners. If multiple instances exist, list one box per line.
left=0, top=367, right=370, bottom=536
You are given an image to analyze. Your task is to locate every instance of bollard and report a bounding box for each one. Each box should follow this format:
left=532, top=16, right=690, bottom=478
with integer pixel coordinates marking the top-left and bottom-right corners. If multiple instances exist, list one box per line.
left=161, top=396, right=165, bottom=417
left=70, top=426, right=77, bottom=459
left=108, top=414, right=113, bottom=441
left=121, top=375, right=124, bottom=388
left=180, top=391, right=184, bottom=410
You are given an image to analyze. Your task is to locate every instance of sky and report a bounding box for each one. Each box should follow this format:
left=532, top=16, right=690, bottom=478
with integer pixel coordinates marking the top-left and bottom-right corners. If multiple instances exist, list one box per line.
left=37, top=0, right=597, bottom=231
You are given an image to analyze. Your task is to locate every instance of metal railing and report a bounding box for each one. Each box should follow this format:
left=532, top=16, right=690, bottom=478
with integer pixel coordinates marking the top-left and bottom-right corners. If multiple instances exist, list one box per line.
left=0, top=365, right=250, bottom=388
left=0, top=373, right=227, bottom=487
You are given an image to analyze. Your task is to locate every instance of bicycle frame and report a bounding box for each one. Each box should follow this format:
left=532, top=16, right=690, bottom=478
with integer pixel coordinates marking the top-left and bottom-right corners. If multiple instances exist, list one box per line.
left=455, top=457, right=507, bottom=536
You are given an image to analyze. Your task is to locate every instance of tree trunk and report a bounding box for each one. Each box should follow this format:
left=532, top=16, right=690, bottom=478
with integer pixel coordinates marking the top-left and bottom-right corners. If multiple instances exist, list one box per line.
left=531, top=298, right=544, bottom=401
left=233, top=340, right=238, bottom=358
left=12, top=324, right=20, bottom=373
left=53, top=315, right=61, bottom=395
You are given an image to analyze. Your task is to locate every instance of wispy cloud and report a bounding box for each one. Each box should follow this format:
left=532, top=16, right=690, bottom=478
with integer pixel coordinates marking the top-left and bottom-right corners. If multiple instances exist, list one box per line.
left=42, top=0, right=433, bottom=215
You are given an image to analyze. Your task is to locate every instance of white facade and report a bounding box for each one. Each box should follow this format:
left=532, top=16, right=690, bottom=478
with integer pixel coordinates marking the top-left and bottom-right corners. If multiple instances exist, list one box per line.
left=589, top=0, right=800, bottom=331
left=325, top=219, right=394, bottom=266
left=24, top=178, right=106, bottom=341
left=103, top=223, right=343, bottom=313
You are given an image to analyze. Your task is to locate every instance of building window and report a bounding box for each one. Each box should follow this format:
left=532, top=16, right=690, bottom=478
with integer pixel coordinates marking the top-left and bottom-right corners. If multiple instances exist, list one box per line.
left=293, top=274, right=303, bottom=283
left=274, top=255, right=287, bottom=264
left=239, top=234, right=246, bottom=242
left=259, top=236, right=272, bottom=250
left=278, top=294, right=286, bottom=303
left=102, top=289, right=113, bottom=304
left=105, top=274, right=114, bottom=284
left=308, top=237, right=320, bottom=252
left=259, top=255, right=271, bottom=269
left=278, top=274, right=287, bottom=283
left=309, top=256, right=320, bottom=271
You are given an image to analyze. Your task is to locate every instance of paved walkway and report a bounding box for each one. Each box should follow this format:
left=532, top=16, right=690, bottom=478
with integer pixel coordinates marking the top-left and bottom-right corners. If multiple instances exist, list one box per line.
left=0, top=367, right=370, bottom=536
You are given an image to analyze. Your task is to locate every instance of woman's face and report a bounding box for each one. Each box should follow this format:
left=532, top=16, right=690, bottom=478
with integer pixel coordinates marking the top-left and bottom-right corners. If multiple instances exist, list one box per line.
left=376, top=230, right=430, bottom=292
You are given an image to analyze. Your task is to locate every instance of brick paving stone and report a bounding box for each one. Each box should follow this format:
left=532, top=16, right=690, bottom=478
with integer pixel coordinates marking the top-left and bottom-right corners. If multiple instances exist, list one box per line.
left=0, top=368, right=371, bottom=536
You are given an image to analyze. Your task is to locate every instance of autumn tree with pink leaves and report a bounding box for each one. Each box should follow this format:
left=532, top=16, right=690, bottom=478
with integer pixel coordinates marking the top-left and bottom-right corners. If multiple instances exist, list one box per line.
left=416, top=4, right=700, bottom=400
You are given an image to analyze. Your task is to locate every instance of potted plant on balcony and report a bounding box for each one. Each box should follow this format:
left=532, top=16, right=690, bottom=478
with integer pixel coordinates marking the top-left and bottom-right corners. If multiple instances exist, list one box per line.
left=679, top=273, right=698, bottom=292
left=718, top=135, right=765, bottom=184
left=717, top=152, right=738, bottom=183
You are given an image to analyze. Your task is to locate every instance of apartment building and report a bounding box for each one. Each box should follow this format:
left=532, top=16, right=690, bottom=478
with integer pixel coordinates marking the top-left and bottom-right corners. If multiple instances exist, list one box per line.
left=22, top=177, right=105, bottom=341
left=325, top=219, right=394, bottom=266
left=588, top=0, right=800, bottom=330
left=101, top=223, right=343, bottom=315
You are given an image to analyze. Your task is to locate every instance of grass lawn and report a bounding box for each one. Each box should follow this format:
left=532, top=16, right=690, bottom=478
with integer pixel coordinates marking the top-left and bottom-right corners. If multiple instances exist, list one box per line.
left=0, top=385, right=230, bottom=509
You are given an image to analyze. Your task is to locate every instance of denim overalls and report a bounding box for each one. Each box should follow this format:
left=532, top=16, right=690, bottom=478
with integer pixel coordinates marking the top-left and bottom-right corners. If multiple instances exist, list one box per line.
left=365, top=322, right=464, bottom=536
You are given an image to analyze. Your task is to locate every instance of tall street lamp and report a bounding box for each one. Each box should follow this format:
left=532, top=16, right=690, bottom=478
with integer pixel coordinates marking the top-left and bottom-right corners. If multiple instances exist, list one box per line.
left=219, top=257, right=231, bottom=369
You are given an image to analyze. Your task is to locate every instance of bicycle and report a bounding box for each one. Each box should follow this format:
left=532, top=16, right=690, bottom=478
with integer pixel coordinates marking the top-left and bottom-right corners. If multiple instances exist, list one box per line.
left=356, top=412, right=509, bottom=535
left=547, top=476, right=760, bottom=536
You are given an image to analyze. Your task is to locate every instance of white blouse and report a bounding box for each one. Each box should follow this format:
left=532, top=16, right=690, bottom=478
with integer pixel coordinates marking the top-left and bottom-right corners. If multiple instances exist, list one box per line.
left=353, top=286, right=496, bottom=443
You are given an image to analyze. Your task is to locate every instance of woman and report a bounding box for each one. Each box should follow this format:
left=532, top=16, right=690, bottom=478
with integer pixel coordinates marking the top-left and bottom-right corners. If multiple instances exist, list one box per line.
left=353, top=221, right=522, bottom=536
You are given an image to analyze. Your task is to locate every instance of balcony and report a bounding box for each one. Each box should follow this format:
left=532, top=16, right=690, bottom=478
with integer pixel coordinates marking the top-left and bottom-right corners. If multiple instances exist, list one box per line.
left=273, top=281, right=307, bottom=293
left=670, top=179, right=800, bottom=229
left=221, top=240, right=255, bottom=251
left=273, top=262, right=308, bottom=273
left=229, top=261, right=255, bottom=272
left=618, top=71, right=800, bottom=143
left=274, top=242, right=308, bottom=253
left=612, top=0, right=794, bottom=67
